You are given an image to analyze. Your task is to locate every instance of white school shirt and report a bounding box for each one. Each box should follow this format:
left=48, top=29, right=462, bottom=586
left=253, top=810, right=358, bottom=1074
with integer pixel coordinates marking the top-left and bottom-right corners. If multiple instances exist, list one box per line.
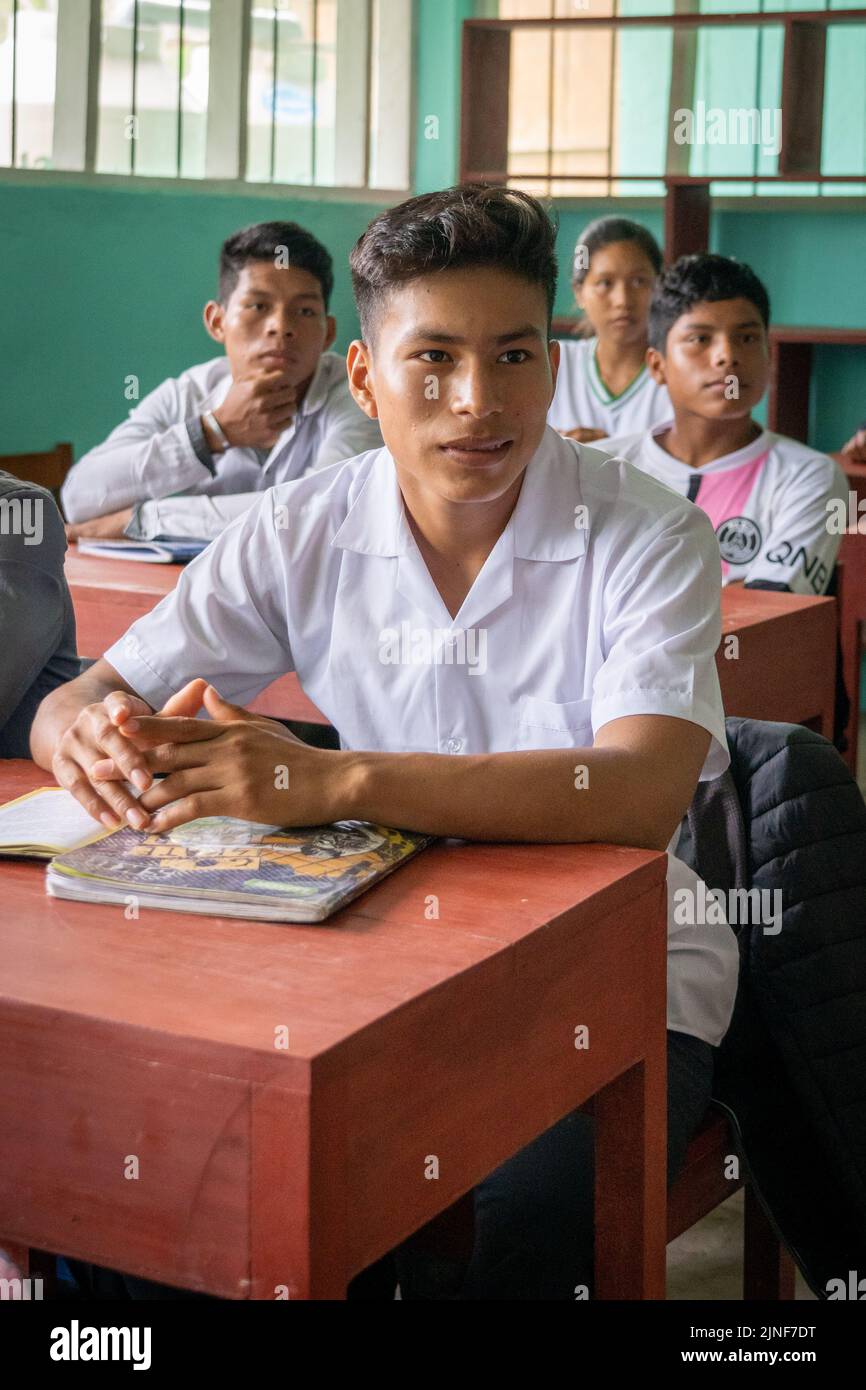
left=61, top=351, right=383, bottom=538
left=104, top=428, right=740, bottom=1047
left=548, top=337, right=672, bottom=437
left=599, top=425, right=848, bottom=594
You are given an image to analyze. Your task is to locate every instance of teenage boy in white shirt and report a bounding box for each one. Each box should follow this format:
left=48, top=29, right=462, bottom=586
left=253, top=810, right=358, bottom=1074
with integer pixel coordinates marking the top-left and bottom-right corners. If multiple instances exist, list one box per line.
left=599, top=254, right=847, bottom=594
left=62, top=221, right=382, bottom=542
left=34, top=185, right=738, bottom=1301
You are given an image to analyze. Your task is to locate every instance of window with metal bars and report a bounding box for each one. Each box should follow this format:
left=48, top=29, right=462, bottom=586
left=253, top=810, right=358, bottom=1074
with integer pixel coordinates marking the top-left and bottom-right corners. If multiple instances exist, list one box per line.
left=495, top=0, right=866, bottom=198
left=0, top=0, right=412, bottom=191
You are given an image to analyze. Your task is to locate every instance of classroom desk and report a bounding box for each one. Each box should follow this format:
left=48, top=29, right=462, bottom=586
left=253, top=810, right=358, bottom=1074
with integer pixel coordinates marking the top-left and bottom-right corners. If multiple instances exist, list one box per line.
left=718, top=587, right=836, bottom=740
left=66, top=552, right=837, bottom=740
left=0, top=760, right=668, bottom=1300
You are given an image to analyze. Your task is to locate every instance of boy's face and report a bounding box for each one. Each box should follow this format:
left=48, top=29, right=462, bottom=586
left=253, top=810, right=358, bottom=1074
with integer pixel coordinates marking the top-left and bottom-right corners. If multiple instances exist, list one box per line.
left=346, top=267, right=559, bottom=507
left=203, top=262, right=336, bottom=385
left=648, top=296, right=768, bottom=420
left=575, top=240, right=657, bottom=346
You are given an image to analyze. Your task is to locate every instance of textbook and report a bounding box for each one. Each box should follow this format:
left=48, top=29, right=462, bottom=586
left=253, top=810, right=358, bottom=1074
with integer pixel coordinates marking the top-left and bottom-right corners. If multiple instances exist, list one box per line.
left=46, top=815, right=433, bottom=923
left=75, top=537, right=209, bottom=564
left=0, top=787, right=108, bottom=858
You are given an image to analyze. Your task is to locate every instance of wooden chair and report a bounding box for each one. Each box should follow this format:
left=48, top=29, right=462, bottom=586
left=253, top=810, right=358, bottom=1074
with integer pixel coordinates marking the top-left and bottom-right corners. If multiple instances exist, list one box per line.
left=0, top=443, right=73, bottom=507
left=667, top=1104, right=797, bottom=1299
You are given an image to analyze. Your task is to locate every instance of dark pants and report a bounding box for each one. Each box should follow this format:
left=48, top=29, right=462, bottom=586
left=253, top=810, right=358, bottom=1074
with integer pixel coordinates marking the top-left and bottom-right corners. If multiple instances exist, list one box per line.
left=62, top=1029, right=713, bottom=1301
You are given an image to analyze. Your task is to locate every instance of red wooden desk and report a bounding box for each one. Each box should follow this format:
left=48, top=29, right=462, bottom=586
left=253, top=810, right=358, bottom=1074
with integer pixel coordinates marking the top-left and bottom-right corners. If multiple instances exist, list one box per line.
left=717, top=588, right=836, bottom=740
left=65, top=551, right=325, bottom=724
left=0, top=761, right=668, bottom=1300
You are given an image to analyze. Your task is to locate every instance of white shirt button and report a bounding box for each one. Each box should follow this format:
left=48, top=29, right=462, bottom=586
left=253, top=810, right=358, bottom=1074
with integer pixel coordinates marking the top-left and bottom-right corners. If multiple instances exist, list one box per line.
left=445, top=737, right=465, bottom=754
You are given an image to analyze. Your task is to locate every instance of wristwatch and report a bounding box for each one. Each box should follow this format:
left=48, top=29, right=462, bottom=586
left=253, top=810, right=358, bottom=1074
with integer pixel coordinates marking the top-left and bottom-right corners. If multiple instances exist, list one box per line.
left=202, top=410, right=231, bottom=453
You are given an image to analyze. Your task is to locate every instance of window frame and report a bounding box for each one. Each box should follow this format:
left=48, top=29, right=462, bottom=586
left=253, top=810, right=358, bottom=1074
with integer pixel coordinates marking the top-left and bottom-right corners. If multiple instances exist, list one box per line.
left=0, top=0, right=414, bottom=197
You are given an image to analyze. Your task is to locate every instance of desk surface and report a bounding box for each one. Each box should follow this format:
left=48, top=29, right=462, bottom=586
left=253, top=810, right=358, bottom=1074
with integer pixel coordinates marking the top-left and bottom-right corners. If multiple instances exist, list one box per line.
left=65, top=550, right=179, bottom=597
left=0, top=760, right=668, bottom=1299
left=717, top=586, right=836, bottom=737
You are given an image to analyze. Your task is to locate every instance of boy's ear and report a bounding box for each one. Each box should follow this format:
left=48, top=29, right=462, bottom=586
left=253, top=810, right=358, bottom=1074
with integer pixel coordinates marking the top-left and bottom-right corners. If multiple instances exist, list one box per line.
left=646, top=345, right=667, bottom=386
left=548, top=336, right=561, bottom=398
left=323, top=314, right=337, bottom=351
left=203, top=300, right=226, bottom=345
left=346, top=340, right=379, bottom=419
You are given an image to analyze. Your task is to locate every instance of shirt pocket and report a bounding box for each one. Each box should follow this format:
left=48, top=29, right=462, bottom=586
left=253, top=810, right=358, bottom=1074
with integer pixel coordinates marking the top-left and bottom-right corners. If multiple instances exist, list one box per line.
left=516, top=695, right=594, bottom=749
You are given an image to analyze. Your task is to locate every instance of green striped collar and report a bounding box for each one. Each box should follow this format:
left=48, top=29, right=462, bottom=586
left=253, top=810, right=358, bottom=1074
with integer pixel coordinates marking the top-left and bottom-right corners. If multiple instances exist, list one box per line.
left=587, top=341, right=649, bottom=408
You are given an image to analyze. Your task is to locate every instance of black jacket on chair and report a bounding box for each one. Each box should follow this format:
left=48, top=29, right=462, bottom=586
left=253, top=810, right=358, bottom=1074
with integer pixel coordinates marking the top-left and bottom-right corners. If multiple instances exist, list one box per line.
left=676, top=717, right=866, bottom=1298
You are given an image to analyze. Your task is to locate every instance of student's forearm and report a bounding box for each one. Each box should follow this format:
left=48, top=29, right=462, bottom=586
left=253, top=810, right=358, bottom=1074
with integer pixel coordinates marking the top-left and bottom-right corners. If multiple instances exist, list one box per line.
left=62, top=428, right=210, bottom=523
left=342, top=747, right=681, bottom=850
left=130, top=493, right=257, bottom=541
left=30, top=661, right=146, bottom=770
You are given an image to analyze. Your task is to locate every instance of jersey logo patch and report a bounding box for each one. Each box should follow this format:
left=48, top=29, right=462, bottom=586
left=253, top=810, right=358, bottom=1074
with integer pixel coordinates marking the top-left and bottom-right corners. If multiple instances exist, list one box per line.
left=716, top=516, right=762, bottom=565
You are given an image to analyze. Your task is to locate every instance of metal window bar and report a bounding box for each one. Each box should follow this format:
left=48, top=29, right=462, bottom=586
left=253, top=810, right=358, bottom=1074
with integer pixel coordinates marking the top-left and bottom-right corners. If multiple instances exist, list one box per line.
left=130, top=0, right=139, bottom=174
left=176, top=0, right=185, bottom=177
left=10, top=0, right=18, bottom=166
left=311, top=0, right=318, bottom=184
left=269, top=2, right=277, bottom=181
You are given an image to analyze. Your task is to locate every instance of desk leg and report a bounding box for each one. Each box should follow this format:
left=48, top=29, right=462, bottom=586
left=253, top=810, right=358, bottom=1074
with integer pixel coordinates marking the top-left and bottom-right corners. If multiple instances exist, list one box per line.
left=594, top=1053, right=667, bottom=1299
left=250, top=1083, right=349, bottom=1300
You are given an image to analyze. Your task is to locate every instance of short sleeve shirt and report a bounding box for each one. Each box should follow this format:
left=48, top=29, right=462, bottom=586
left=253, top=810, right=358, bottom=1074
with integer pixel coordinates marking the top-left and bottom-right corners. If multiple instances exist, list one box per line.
left=105, top=429, right=740, bottom=1046
left=599, top=425, right=848, bottom=593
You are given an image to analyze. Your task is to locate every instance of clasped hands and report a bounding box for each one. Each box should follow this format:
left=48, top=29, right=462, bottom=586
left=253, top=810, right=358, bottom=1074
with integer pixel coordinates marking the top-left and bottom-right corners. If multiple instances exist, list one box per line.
left=54, top=679, right=347, bottom=835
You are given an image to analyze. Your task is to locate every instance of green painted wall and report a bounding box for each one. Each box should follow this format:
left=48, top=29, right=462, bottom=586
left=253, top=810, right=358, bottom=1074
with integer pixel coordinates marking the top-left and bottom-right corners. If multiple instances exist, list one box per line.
left=0, top=181, right=388, bottom=456
left=414, top=0, right=478, bottom=194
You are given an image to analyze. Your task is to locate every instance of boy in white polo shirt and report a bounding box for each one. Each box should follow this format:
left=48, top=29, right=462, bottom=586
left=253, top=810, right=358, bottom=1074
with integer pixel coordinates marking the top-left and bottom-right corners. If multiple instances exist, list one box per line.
left=34, top=185, right=738, bottom=1301
left=62, top=221, right=382, bottom=542
left=599, top=254, right=847, bottom=594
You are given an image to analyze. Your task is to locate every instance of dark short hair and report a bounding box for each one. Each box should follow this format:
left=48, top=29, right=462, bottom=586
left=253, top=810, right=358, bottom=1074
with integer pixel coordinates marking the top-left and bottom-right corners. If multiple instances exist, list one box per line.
left=649, top=253, right=770, bottom=352
left=350, top=184, right=558, bottom=340
left=218, top=221, right=334, bottom=307
left=572, top=216, right=662, bottom=287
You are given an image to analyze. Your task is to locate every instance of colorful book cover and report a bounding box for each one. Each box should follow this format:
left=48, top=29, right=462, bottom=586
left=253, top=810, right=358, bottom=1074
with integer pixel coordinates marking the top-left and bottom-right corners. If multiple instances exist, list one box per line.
left=47, top=816, right=432, bottom=923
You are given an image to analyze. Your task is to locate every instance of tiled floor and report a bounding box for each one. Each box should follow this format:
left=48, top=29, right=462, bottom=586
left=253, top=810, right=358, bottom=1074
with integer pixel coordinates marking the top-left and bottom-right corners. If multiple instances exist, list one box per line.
left=667, top=712, right=866, bottom=1301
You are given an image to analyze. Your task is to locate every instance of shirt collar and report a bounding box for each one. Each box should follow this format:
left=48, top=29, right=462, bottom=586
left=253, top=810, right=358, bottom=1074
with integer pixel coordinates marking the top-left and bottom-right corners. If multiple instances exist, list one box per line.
left=332, top=427, right=587, bottom=563
left=646, top=423, right=771, bottom=476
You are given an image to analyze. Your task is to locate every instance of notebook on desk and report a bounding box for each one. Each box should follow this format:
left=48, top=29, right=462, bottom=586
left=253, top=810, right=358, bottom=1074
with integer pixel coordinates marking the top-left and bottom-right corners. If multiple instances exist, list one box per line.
left=75, top=538, right=209, bottom=564
left=45, top=812, right=432, bottom=924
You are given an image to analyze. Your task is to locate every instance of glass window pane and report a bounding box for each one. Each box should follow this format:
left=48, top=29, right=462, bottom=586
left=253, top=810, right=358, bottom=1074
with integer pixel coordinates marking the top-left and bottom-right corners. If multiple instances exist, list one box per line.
left=313, top=0, right=336, bottom=186
left=0, top=1, right=14, bottom=167
left=180, top=1, right=210, bottom=179
left=823, top=21, right=866, bottom=190
left=273, top=0, right=314, bottom=186
left=246, top=3, right=276, bottom=181
left=97, top=0, right=136, bottom=174
left=0, top=0, right=59, bottom=169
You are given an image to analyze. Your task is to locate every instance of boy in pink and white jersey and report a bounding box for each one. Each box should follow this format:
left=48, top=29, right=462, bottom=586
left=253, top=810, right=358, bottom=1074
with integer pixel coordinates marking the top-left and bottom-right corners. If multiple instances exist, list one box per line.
left=599, top=254, right=847, bottom=595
